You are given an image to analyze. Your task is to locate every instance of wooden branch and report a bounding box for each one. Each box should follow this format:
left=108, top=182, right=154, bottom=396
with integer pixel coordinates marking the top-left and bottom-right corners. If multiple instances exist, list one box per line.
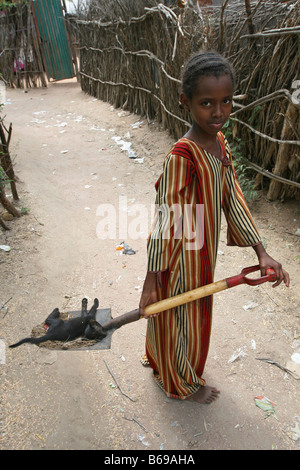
left=0, top=186, right=21, bottom=218
left=241, top=25, right=300, bottom=39
left=79, top=44, right=164, bottom=66
left=267, top=102, right=300, bottom=199
left=245, top=160, right=300, bottom=189
left=218, top=0, right=230, bottom=52
left=161, top=64, right=181, bottom=84
left=79, top=45, right=181, bottom=83
left=76, top=3, right=183, bottom=30
left=79, top=71, right=190, bottom=126
left=0, top=120, right=19, bottom=201
left=244, top=0, right=255, bottom=36
left=6, top=122, right=12, bottom=148
left=231, top=89, right=300, bottom=117
left=230, top=117, right=300, bottom=146
left=228, top=0, right=264, bottom=55
left=0, top=215, right=10, bottom=230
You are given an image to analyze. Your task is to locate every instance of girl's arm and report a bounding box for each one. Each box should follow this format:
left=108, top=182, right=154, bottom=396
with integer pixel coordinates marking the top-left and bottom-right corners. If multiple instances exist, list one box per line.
left=253, top=243, right=290, bottom=288
left=139, top=271, right=160, bottom=318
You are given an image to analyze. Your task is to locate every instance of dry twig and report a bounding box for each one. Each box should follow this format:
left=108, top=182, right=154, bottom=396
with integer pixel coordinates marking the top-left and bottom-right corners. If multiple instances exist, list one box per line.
left=103, top=359, right=137, bottom=402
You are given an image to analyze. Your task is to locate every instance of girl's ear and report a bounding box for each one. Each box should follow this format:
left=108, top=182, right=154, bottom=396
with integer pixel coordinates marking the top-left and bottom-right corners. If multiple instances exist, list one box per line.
left=180, top=93, right=190, bottom=112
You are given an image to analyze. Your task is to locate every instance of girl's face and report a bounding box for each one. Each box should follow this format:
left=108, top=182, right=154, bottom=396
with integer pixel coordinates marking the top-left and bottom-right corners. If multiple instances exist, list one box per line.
left=181, top=74, right=233, bottom=140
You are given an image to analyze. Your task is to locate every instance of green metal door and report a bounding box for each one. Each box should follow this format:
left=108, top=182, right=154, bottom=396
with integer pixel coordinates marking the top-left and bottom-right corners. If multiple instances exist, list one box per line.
left=32, top=0, right=75, bottom=80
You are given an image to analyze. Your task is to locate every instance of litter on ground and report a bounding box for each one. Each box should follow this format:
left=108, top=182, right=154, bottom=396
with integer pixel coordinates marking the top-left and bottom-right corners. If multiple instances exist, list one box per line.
left=254, top=396, right=278, bottom=419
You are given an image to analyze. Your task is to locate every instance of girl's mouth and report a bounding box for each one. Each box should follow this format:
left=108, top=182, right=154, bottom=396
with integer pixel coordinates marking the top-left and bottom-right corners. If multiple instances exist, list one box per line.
left=209, top=122, right=224, bottom=129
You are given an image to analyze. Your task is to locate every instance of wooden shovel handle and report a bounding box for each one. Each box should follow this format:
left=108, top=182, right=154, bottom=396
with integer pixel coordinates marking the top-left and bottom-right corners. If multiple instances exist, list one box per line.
left=144, top=279, right=228, bottom=316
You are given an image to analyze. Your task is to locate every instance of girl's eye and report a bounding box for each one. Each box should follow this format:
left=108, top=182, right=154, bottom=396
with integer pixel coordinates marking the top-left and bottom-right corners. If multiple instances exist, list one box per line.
left=200, top=101, right=211, bottom=107
left=223, top=98, right=232, bottom=104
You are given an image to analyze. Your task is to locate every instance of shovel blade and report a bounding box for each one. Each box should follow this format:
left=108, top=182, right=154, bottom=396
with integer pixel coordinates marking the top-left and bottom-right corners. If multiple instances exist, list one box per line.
left=67, top=308, right=115, bottom=350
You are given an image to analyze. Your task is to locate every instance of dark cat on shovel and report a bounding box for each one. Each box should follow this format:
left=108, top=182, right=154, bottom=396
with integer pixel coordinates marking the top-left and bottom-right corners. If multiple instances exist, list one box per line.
left=9, top=298, right=107, bottom=348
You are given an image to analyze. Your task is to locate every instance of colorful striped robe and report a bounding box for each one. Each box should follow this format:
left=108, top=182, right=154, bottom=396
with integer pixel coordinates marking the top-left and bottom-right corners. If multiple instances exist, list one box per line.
left=145, top=133, right=261, bottom=399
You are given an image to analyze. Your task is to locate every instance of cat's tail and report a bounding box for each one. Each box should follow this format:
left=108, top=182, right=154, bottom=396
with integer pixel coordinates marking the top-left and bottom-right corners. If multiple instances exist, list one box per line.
left=9, top=336, right=47, bottom=348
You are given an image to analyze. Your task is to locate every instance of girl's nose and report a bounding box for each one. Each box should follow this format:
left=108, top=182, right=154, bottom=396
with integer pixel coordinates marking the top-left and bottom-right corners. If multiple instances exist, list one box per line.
left=212, top=104, right=222, bottom=117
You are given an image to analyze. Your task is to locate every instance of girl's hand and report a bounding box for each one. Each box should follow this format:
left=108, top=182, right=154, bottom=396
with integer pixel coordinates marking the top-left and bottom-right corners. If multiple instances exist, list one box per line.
left=139, top=272, right=160, bottom=319
left=261, top=255, right=290, bottom=288
left=253, top=244, right=290, bottom=288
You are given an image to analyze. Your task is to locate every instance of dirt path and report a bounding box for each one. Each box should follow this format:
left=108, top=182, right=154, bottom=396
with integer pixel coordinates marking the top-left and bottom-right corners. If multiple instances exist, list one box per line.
left=0, top=79, right=299, bottom=451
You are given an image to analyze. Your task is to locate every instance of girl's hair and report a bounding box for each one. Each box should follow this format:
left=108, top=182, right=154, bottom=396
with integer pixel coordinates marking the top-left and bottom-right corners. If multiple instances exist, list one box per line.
left=181, top=50, right=235, bottom=100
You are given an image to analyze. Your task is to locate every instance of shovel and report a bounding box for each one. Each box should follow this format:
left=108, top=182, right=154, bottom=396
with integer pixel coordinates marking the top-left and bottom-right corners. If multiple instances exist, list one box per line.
left=67, top=264, right=276, bottom=350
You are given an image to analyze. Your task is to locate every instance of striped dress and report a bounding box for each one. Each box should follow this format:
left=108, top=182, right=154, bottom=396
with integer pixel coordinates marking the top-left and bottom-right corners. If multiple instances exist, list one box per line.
left=145, top=132, right=261, bottom=399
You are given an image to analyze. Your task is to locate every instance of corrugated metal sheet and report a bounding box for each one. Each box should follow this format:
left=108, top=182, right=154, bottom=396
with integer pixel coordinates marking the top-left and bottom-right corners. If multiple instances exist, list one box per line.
left=32, top=0, right=74, bottom=80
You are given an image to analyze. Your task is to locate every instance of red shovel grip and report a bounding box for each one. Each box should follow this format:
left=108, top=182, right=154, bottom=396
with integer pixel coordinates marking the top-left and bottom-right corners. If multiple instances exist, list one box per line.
left=226, top=265, right=277, bottom=289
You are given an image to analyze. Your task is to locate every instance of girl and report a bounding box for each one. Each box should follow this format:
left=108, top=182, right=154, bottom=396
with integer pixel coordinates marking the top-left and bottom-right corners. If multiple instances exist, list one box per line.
left=139, top=51, right=289, bottom=404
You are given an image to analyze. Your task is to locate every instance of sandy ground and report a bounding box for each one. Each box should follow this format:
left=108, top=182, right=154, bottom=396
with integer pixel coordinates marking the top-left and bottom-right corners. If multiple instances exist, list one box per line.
left=0, top=78, right=299, bottom=451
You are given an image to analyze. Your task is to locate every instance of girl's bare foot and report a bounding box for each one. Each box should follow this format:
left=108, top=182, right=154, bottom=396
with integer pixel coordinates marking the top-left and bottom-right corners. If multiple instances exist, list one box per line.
left=186, top=386, right=220, bottom=404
